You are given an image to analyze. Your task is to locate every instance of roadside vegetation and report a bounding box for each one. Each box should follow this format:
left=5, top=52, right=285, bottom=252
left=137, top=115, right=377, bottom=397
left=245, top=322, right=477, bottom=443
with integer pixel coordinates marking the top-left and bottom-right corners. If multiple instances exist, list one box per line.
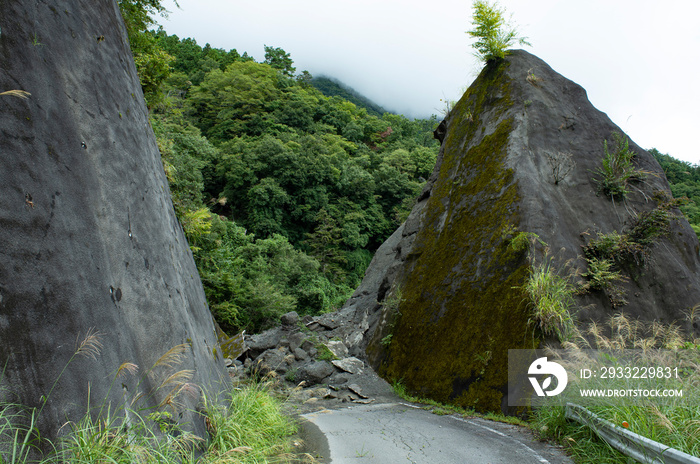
left=532, top=314, right=700, bottom=463
left=390, top=380, right=527, bottom=427
left=0, top=333, right=310, bottom=464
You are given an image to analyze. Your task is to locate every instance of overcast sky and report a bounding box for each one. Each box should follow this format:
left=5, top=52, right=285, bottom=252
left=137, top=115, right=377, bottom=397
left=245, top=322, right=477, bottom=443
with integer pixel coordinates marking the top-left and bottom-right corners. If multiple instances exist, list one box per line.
left=160, top=0, right=699, bottom=165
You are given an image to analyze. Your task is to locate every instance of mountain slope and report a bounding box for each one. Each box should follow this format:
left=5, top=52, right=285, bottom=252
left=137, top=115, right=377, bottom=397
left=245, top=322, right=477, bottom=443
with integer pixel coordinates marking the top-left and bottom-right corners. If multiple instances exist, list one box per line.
left=312, top=75, right=389, bottom=117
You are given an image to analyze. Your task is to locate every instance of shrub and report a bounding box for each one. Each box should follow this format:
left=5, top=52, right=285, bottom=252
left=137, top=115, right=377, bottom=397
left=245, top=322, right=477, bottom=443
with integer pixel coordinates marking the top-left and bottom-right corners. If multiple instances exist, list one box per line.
left=579, top=257, right=628, bottom=307
left=467, top=0, right=530, bottom=63
left=594, top=132, right=644, bottom=200
left=583, top=197, right=679, bottom=268
left=583, top=230, right=644, bottom=266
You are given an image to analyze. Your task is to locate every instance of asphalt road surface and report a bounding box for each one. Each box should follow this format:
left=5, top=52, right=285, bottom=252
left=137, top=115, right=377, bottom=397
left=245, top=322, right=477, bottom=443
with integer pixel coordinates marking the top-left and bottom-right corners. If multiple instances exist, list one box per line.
left=301, top=402, right=574, bottom=464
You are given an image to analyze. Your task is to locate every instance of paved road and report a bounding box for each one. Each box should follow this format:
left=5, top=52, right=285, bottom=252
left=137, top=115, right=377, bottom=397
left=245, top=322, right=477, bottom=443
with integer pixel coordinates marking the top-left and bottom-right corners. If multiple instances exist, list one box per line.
left=301, top=402, right=573, bottom=464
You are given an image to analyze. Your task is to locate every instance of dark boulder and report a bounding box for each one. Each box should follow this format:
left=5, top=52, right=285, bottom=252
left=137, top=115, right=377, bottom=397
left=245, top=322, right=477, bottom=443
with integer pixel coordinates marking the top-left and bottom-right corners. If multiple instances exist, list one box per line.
left=345, top=50, right=700, bottom=412
left=0, top=0, right=227, bottom=439
left=297, top=361, right=335, bottom=386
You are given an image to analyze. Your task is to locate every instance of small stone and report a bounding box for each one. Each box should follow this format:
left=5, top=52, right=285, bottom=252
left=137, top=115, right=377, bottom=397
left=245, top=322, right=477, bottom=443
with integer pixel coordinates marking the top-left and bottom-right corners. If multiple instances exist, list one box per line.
left=347, top=384, right=368, bottom=399
left=255, top=347, right=290, bottom=375
left=352, top=398, right=375, bottom=404
left=224, top=358, right=233, bottom=367
left=328, top=372, right=350, bottom=385
left=325, top=340, right=348, bottom=359
left=306, top=322, right=322, bottom=332
left=313, top=387, right=331, bottom=398
left=280, top=311, right=299, bottom=326
left=317, top=315, right=340, bottom=330
left=301, top=340, right=315, bottom=352
left=289, top=389, right=313, bottom=403
left=247, top=327, right=284, bottom=354
left=331, top=357, right=364, bottom=375
left=297, top=361, right=334, bottom=385
left=294, top=347, right=309, bottom=361
left=288, top=332, right=306, bottom=351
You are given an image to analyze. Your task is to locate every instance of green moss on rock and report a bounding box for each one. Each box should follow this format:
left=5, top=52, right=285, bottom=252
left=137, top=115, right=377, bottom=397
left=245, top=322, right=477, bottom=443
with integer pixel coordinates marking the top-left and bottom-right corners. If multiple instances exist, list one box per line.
left=377, top=59, right=536, bottom=412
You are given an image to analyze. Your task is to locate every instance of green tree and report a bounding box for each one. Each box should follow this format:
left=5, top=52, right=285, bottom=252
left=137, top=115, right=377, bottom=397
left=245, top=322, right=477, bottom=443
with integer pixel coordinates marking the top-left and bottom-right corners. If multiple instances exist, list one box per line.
left=187, top=61, right=281, bottom=139
left=118, top=0, right=175, bottom=107
left=264, top=45, right=296, bottom=77
left=467, top=0, right=529, bottom=63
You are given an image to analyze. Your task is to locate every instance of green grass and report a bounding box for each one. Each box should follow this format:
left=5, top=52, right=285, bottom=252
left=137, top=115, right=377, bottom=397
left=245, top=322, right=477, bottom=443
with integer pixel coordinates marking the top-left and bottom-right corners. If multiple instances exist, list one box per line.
left=523, top=257, right=576, bottom=341
left=532, top=315, right=700, bottom=463
left=0, top=335, right=305, bottom=463
left=0, top=399, right=38, bottom=464
left=201, top=381, right=299, bottom=463
left=0, top=380, right=303, bottom=464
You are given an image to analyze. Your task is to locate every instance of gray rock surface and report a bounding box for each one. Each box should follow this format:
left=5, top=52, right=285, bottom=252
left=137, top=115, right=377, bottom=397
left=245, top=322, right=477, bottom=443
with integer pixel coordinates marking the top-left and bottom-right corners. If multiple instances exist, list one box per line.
left=0, top=0, right=227, bottom=439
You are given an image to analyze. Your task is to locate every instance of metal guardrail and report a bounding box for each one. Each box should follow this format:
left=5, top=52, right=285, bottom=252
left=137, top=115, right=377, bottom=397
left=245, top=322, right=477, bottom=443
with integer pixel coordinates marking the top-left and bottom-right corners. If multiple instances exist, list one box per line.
left=565, top=403, right=700, bottom=464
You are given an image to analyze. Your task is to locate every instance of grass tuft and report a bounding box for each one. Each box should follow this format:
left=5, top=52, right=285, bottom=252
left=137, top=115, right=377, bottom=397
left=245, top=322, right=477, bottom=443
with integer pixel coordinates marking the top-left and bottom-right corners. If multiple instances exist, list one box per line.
left=202, top=380, right=298, bottom=463
left=1, top=337, right=305, bottom=464
left=523, top=256, right=576, bottom=341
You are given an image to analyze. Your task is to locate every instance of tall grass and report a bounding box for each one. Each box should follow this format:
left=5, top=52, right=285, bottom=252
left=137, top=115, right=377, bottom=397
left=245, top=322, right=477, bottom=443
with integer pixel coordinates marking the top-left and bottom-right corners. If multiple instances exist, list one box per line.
left=0, top=399, right=39, bottom=464
left=532, top=314, right=700, bottom=462
left=0, top=333, right=304, bottom=464
left=523, top=257, right=577, bottom=341
left=0, top=90, right=31, bottom=99
left=201, top=381, right=298, bottom=463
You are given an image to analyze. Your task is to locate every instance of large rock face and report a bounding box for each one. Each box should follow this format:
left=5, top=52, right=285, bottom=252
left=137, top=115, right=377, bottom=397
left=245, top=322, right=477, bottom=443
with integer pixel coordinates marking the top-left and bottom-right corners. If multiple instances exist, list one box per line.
left=343, top=50, right=700, bottom=412
left=0, top=0, right=227, bottom=439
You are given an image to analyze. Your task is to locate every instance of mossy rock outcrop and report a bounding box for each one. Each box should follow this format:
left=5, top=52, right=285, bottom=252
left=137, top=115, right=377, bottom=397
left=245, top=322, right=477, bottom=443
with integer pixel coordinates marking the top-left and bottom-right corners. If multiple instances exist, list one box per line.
left=0, top=0, right=228, bottom=440
left=342, top=50, right=700, bottom=413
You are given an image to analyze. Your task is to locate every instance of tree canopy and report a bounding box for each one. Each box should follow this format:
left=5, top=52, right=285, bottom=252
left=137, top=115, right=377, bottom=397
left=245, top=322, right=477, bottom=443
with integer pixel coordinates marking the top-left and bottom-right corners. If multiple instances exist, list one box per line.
left=140, top=30, right=440, bottom=333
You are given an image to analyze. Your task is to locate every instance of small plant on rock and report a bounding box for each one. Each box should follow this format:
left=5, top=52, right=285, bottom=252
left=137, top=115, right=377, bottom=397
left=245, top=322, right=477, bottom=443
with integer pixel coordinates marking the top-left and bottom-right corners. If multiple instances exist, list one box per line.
left=579, top=257, right=628, bottom=307
left=544, top=151, right=575, bottom=185
left=594, top=132, right=645, bottom=201
left=467, top=0, right=530, bottom=63
left=526, top=68, right=541, bottom=86
left=380, top=334, right=393, bottom=347
left=523, top=255, right=577, bottom=341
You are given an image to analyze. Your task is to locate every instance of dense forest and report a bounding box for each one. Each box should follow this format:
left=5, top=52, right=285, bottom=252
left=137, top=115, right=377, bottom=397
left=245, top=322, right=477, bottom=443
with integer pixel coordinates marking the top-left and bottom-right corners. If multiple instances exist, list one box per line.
left=118, top=2, right=441, bottom=334
left=119, top=1, right=699, bottom=336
